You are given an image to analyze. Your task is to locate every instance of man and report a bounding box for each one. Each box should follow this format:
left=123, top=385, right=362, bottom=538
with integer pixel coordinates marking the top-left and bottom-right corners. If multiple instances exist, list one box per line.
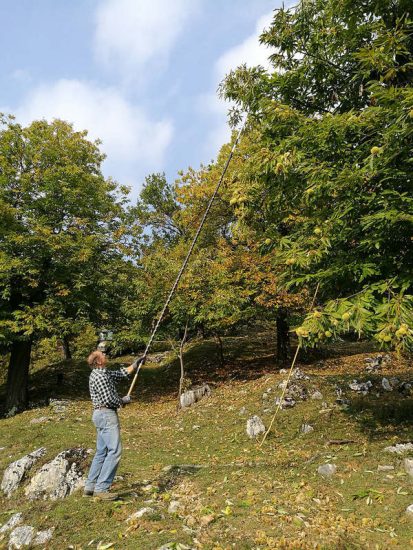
left=84, top=350, right=144, bottom=500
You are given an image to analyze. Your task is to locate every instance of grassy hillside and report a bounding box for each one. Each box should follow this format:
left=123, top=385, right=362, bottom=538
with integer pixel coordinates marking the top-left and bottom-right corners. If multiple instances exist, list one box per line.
left=1, top=332, right=413, bottom=549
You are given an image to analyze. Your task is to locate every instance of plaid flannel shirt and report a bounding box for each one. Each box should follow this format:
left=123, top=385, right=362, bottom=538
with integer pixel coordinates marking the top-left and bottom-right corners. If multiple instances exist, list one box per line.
left=89, top=367, right=129, bottom=410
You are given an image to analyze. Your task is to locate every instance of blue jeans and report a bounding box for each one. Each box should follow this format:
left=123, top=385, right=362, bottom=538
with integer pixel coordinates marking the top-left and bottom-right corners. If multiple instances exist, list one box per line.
left=85, top=409, right=122, bottom=493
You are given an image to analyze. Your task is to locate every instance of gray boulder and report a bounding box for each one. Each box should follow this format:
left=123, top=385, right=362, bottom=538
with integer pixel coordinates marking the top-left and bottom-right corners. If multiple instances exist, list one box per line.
left=404, top=458, right=413, bottom=478
left=275, top=396, right=296, bottom=409
left=317, top=463, right=336, bottom=477
left=33, top=528, right=54, bottom=545
left=1, top=448, right=46, bottom=497
left=292, top=368, right=310, bottom=381
left=126, top=507, right=155, bottom=522
left=377, top=464, right=394, bottom=472
left=382, top=377, right=392, bottom=392
left=168, top=500, right=181, bottom=514
left=349, top=380, right=372, bottom=395
left=29, top=417, right=51, bottom=425
left=6, top=525, right=53, bottom=549
left=8, top=526, right=35, bottom=549
left=25, top=448, right=86, bottom=500
left=311, top=390, right=323, bottom=400
left=246, top=416, right=265, bottom=439
left=384, top=442, right=413, bottom=455
left=180, top=385, right=211, bottom=408
left=49, top=399, right=70, bottom=414
left=0, top=513, right=23, bottom=535
left=301, top=424, right=314, bottom=434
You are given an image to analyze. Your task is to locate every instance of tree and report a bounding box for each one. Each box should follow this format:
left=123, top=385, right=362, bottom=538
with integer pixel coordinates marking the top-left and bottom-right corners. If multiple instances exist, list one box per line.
left=220, top=0, right=413, bottom=351
left=0, top=117, right=134, bottom=411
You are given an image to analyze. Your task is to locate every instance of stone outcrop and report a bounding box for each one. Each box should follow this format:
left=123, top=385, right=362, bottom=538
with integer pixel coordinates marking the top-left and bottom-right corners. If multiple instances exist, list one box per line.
left=1, top=448, right=46, bottom=497
left=246, top=416, right=265, bottom=439
left=24, top=448, right=86, bottom=500
left=180, top=385, right=211, bottom=408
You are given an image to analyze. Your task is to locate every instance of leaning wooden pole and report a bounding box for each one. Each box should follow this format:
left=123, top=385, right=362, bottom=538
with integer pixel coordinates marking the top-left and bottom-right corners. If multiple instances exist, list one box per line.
left=127, top=116, right=248, bottom=397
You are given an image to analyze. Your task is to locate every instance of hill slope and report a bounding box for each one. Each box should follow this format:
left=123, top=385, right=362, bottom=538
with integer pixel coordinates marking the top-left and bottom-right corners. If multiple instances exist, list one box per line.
left=1, top=334, right=413, bottom=549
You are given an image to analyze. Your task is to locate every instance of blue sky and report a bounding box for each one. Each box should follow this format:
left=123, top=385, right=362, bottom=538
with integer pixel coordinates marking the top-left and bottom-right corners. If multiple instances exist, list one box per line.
left=0, top=0, right=279, bottom=200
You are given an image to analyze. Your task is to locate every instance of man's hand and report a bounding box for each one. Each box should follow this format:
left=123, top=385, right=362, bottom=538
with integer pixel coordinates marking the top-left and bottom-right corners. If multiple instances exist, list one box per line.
left=131, top=355, right=146, bottom=370
left=121, top=395, right=132, bottom=405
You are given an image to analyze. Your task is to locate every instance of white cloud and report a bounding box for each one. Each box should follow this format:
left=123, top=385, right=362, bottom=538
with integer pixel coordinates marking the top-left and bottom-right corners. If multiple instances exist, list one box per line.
left=12, top=79, right=173, bottom=195
left=94, top=0, right=200, bottom=78
left=202, top=11, right=274, bottom=161
left=214, top=12, right=273, bottom=81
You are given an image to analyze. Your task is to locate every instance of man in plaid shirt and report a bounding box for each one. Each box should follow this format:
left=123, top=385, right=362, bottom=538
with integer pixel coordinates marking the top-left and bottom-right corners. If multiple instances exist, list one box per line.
left=84, top=350, right=144, bottom=500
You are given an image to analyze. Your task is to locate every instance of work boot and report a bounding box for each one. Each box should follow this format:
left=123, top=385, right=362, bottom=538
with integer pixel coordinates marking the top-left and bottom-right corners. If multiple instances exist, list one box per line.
left=83, top=489, right=94, bottom=497
left=94, top=491, right=119, bottom=501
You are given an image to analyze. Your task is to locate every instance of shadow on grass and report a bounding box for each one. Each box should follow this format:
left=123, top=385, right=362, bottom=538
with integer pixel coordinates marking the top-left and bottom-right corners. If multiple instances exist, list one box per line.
left=344, top=393, right=413, bottom=439
left=0, top=330, right=385, bottom=415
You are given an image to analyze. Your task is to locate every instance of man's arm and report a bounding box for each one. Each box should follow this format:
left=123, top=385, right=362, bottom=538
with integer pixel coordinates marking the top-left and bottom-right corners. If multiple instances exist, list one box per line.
left=107, top=367, right=129, bottom=382
left=125, top=356, right=146, bottom=375
left=107, top=356, right=146, bottom=381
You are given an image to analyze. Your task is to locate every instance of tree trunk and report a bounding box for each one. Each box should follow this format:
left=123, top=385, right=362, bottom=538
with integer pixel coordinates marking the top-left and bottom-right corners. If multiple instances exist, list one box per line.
left=214, top=333, right=225, bottom=366
left=177, top=321, right=189, bottom=411
left=5, top=339, right=32, bottom=412
left=62, top=336, right=72, bottom=360
left=276, top=307, right=290, bottom=364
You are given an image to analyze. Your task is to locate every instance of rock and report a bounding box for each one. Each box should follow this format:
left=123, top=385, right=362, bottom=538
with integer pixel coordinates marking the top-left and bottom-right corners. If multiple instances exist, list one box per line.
left=301, top=424, right=314, bottom=434
left=317, top=464, right=336, bottom=477
left=149, top=352, right=168, bottom=364
left=126, top=507, right=155, bottom=522
left=389, top=377, right=400, bottom=388
left=275, top=396, right=296, bottom=409
left=5, top=407, right=18, bottom=418
left=239, top=407, right=247, bottom=415
left=180, top=384, right=211, bottom=408
left=246, top=416, right=265, bottom=439
left=277, top=381, right=288, bottom=390
left=49, top=399, right=70, bottom=414
left=279, top=369, right=288, bottom=374
left=29, top=417, right=51, bottom=425
left=399, top=382, right=413, bottom=397
left=348, top=380, right=372, bottom=395
left=377, top=465, right=394, bottom=472
left=200, top=514, right=215, bottom=526
left=1, top=448, right=46, bottom=497
left=406, top=504, right=413, bottom=519
left=365, top=355, right=383, bottom=372
left=384, top=442, right=413, bottom=455
left=157, top=543, right=192, bottom=550
left=0, top=513, right=23, bottom=534
left=25, top=448, right=86, bottom=500
left=33, top=528, right=54, bottom=545
left=292, top=368, right=310, bottom=381
left=161, top=464, right=202, bottom=475
left=287, top=384, right=308, bottom=401
left=168, top=500, right=181, bottom=514
left=382, top=377, right=392, bottom=392
left=311, top=391, right=323, bottom=400
left=404, top=458, right=413, bottom=478
left=262, top=392, right=268, bottom=400
left=8, top=526, right=35, bottom=549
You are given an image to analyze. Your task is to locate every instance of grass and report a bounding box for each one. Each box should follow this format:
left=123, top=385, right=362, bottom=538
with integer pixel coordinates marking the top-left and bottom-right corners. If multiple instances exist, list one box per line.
left=1, top=332, right=413, bottom=549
